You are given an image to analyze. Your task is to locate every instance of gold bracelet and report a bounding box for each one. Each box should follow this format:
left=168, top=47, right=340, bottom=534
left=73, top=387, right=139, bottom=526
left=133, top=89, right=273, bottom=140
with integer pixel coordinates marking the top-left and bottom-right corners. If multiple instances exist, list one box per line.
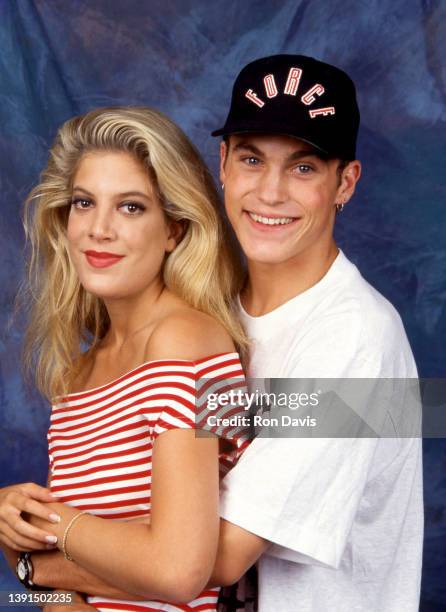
left=62, top=511, right=87, bottom=561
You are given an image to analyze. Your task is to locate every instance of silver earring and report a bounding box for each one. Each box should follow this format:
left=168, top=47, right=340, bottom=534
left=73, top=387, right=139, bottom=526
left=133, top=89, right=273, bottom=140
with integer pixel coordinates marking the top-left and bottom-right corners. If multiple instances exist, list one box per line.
left=221, top=183, right=225, bottom=190
left=336, top=197, right=346, bottom=212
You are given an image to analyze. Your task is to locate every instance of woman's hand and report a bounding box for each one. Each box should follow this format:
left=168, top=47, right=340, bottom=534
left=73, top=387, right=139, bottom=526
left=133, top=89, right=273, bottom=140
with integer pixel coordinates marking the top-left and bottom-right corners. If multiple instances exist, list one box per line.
left=26, top=501, right=81, bottom=548
left=0, top=483, right=60, bottom=551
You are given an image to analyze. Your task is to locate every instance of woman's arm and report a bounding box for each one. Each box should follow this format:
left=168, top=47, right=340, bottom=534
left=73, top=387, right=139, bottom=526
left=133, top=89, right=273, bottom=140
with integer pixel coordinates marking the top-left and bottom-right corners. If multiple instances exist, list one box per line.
left=33, top=429, right=220, bottom=603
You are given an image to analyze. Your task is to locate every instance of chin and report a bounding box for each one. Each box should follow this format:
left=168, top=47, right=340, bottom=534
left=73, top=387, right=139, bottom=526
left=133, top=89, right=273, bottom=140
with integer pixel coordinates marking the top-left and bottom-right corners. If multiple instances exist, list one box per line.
left=244, top=246, right=295, bottom=266
left=79, top=278, right=129, bottom=300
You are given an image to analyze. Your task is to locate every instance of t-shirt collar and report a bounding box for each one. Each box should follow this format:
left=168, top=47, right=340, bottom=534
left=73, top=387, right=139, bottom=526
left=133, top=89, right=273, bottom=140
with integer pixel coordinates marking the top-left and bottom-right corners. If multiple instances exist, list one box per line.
left=237, top=249, right=354, bottom=340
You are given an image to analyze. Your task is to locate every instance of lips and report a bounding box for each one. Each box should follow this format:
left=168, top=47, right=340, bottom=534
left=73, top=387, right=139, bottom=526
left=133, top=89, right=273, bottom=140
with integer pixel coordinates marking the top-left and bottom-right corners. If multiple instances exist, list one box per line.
left=84, top=250, right=125, bottom=269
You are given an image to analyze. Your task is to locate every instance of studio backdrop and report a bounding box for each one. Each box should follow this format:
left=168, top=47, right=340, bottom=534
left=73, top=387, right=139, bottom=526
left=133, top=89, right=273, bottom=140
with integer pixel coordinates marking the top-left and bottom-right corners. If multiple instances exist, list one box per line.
left=0, top=1, right=445, bottom=610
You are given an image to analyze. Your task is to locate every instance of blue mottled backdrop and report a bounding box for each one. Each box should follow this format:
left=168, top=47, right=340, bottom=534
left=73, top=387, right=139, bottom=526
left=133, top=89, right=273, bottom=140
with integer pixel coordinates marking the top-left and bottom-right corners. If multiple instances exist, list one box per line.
left=0, top=0, right=445, bottom=610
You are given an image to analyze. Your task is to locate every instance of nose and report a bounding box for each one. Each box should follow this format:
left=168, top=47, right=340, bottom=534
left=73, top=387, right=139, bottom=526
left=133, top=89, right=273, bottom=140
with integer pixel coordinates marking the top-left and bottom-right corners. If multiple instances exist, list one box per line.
left=255, top=167, right=287, bottom=207
left=88, top=206, right=117, bottom=241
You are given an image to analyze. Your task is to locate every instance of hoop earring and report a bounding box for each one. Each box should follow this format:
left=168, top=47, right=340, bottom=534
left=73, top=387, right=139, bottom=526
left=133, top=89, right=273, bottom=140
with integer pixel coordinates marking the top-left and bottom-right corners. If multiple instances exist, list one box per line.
left=335, top=202, right=345, bottom=212
left=221, top=184, right=225, bottom=190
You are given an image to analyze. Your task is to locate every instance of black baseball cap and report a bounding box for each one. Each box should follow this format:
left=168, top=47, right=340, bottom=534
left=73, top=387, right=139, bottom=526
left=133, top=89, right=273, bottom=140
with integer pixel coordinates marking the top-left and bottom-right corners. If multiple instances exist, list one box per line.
left=212, top=54, right=360, bottom=160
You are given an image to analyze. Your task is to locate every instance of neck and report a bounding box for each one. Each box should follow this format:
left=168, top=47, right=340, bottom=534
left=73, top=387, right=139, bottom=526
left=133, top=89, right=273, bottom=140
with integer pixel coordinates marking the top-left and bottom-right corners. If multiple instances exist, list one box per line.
left=101, top=276, right=166, bottom=349
left=242, top=239, right=339, bottom=316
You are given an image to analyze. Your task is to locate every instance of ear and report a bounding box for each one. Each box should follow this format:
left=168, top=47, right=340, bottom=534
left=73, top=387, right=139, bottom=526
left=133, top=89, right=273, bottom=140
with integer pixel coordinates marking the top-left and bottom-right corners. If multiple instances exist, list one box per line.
left=219, top=140, right=228, bottom=186
left=336, top=160, right=362, bottom=204
left=165, top=219, right=186, bottom=253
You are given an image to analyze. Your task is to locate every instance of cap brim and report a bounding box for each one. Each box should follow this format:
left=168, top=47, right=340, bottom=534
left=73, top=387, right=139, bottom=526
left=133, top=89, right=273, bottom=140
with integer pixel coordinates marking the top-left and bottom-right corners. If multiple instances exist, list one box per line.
left=211, top=124, right=330, bottom=156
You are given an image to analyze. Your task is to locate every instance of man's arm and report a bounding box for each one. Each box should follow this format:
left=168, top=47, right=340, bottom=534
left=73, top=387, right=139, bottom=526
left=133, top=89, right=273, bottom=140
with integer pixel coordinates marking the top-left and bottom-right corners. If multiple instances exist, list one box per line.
left=8, top=518, right=268, bottom=595
left=32, top=550, right=147, bottom=600
left=0, top=533, right=146, bottom=601
left=208, top=519, right=270, bottom=587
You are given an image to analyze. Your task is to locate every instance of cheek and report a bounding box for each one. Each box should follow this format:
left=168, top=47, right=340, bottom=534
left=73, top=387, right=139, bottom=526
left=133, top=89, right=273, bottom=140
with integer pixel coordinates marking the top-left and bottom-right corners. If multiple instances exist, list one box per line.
left=66, top=211, right=83, bottom=244
left=224, top=179, right=246, bottom=219
left=297, top=181, right=335, bottom=215
left=126, top=219, right=169, bottom=257
left=66, top=217, right=83, bottom=262
left=224, top=198, right=236, bottom=224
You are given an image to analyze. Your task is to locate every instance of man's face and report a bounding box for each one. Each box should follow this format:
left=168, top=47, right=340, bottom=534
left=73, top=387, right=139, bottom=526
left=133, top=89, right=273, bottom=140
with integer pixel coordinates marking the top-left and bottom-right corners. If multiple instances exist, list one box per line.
left=220, top=134, right=358, bottom=265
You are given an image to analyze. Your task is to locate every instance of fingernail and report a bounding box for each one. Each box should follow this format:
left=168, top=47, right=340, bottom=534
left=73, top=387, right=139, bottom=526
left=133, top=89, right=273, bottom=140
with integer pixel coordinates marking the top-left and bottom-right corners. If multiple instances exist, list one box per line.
left=49, top=513, right=61, bottom=523
left=45, top=535, right=58, bottom=544
left=46, top=543, right=57, bottom=550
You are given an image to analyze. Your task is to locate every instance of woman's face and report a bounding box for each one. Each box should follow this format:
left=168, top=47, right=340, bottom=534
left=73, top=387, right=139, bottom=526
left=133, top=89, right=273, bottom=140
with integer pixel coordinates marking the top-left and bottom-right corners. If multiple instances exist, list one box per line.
left=67, top=150, right=179, bottom=301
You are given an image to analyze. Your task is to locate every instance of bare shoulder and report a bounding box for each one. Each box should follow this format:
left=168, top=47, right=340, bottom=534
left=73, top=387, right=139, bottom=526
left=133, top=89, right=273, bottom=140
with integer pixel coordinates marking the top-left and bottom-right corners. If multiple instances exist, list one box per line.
left=145, top=307, right=236, bottom=362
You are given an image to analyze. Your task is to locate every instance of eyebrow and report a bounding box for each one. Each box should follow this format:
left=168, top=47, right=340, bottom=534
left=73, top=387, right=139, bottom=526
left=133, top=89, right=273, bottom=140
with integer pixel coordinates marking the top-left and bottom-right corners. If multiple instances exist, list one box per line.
left=231, top=142, right=321, bottom=162
left=72, top=186, right=152, bottom=200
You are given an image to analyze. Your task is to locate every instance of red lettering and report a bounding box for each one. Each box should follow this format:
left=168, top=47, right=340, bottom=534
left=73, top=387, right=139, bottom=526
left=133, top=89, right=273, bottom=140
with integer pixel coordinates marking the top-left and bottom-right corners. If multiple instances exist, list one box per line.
left=309, top=107, right=336, bottom=118
left=263, top=74, right=278, bottom=98
left=245, top=89, right=265, bottom=108
left=284, top=67, right=302, bottom=96
left=301, top=84, right=325, bottom=106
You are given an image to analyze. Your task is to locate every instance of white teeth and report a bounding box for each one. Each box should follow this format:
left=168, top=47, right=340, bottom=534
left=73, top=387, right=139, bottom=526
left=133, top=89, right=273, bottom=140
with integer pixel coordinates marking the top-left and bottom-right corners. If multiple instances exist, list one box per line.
left=248, top=212, right=295, bottom=226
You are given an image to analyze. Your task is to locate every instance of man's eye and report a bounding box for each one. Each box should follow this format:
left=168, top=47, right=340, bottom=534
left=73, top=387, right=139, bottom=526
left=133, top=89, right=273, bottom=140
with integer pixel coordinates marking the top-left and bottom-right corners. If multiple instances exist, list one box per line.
left=71, top=198, right=92, bottom=209
left=242, top=156, right=260, bottom=166
left=120, top=202, right=145, bottom=215
left=296, top=164, right=313, bottom=174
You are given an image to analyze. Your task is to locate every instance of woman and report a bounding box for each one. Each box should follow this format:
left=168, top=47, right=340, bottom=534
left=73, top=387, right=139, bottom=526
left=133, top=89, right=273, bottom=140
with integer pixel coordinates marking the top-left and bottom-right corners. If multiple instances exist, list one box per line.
left=0, top=107, right=250, bottom=610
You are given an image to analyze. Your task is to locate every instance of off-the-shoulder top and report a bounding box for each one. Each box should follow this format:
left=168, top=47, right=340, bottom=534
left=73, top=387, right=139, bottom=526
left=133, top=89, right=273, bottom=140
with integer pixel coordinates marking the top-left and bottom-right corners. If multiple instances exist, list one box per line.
left=48, top=352, right=249, bottom=612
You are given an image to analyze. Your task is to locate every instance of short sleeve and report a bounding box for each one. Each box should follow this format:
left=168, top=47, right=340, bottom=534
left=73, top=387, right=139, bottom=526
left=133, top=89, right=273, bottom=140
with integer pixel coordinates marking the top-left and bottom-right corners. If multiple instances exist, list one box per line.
left=153, top=352, right=249, bottom=444
left=220, top=435, right=378, bottom=569
left=152, top=386, right=198, bottom=438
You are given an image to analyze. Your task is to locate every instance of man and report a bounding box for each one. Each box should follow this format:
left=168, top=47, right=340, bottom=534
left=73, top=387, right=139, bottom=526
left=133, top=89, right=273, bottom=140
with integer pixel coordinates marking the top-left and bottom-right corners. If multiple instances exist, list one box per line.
left=209, top=54, right=423, bottom=611
left=2, top=55, right=423, bottom=612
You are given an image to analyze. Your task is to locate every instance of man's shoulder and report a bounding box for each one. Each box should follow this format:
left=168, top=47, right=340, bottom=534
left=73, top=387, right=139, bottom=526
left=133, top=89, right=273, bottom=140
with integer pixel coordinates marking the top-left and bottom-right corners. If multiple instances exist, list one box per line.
left=323, top=253, right=406, bottom=341
left=287, top=255, right=417, bottom=377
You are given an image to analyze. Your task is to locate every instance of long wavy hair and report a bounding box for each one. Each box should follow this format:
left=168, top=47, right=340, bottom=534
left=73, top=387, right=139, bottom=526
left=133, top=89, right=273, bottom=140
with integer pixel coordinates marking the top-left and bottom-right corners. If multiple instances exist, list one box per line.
left=21, top=107, right=247, bottom=399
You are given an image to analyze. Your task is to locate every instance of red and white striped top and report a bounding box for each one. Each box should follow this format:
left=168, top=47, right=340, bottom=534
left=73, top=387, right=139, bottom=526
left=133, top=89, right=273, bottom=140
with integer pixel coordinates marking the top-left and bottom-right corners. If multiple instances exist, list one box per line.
left=47, top=352, right=249, bottom=612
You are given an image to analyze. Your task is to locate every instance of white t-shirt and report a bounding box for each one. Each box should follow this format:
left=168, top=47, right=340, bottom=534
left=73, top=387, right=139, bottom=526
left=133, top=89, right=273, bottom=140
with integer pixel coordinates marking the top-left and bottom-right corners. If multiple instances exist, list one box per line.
left=220, top=250, right=423, bottom=612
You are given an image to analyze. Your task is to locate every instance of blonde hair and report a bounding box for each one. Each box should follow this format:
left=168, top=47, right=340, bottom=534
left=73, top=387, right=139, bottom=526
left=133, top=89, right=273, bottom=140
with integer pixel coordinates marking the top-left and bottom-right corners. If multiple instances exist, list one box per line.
left=22, top=107, right=248, bottom=399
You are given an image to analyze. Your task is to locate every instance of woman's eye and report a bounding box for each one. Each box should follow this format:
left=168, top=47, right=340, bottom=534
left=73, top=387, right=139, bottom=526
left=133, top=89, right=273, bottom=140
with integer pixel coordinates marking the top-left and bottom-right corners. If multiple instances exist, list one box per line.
left=120, top=202, right=145, bottom=215
left=71, top=198, right=92, bottom=209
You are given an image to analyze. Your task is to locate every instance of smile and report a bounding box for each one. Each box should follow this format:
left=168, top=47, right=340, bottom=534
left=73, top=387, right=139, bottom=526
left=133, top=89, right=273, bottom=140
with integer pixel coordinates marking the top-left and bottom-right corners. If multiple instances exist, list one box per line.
left=84, top=250, right=125, bottom=269
left=246, top=211, right=299, bottom=227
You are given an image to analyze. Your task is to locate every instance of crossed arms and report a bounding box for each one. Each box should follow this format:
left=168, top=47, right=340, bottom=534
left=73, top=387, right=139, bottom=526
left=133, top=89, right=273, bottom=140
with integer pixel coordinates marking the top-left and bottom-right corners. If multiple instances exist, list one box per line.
left=1, top=429, right=268, bottom=603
